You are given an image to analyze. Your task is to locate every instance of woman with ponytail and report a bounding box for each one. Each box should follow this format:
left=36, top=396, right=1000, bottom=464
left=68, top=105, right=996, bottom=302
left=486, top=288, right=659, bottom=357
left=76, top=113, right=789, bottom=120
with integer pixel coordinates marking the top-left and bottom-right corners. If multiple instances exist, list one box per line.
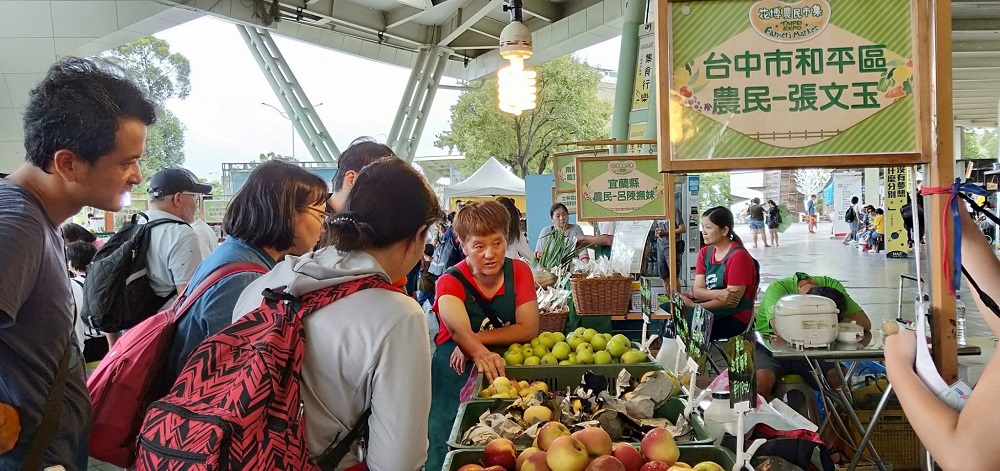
left=679, top=206, right=758, bottom=340
left=232, top=157, right=440, bottom=470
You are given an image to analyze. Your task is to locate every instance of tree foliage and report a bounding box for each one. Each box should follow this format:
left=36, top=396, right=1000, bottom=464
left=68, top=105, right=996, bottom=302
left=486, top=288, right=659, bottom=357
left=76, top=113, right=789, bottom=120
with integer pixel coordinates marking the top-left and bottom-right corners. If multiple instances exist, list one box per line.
left=962, top=127, right=999, bottom=160
left=794, top=169, right=831, bottom=200
left=436, top=55, right=612, bottom=178
left=139, top=108, right=186, bottom=186
left=698, top=172, right=732, bottom=210
left=102, top=37, right=191, bottom=183
left=102, top=37, right=191, bottom=105
left=258, top=151, right=297, bottom=162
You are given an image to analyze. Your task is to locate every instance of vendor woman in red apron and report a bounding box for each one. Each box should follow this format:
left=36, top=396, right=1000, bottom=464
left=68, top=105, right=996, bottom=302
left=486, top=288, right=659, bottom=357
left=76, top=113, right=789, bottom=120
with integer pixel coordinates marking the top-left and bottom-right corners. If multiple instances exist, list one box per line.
left=679, top=206, right=757, bottom=339
left=426, top=201, right=540, bottom=471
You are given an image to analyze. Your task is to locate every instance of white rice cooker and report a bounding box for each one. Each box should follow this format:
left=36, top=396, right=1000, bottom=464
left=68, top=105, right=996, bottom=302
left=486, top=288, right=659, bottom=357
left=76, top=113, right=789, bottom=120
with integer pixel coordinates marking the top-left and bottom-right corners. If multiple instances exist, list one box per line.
left=773, top=294, right=840, bottom=349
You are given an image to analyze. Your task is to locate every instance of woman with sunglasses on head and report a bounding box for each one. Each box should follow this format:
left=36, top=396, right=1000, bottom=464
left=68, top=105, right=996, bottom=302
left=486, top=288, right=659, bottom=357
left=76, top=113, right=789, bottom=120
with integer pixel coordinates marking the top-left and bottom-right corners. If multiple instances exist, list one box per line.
left=233, top=157, right=439, bottom=470
left=679, top=206, right=758, bottom=340
left=165, top=159, right=329, bottom=384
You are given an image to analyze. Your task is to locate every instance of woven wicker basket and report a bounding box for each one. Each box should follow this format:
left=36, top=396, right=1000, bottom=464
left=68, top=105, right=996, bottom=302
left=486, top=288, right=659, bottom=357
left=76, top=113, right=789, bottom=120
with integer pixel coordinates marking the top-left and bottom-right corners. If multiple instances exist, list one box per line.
left=570, top=274, right=633, bottom=316
left=538, top=308, right=569, bottom=333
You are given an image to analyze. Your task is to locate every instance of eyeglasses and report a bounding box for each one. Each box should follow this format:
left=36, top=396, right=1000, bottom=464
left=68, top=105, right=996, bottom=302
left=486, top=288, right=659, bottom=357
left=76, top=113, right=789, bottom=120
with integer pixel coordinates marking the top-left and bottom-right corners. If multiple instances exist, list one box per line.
left=303, top=204, right=333, bottom=223
left=179, top=192, right=202, bottom=201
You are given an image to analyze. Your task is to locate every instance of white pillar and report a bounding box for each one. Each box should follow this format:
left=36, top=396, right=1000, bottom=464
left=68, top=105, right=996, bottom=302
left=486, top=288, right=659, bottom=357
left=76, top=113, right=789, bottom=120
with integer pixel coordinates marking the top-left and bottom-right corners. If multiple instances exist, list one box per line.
left=864, top=168, right=880, bottom=206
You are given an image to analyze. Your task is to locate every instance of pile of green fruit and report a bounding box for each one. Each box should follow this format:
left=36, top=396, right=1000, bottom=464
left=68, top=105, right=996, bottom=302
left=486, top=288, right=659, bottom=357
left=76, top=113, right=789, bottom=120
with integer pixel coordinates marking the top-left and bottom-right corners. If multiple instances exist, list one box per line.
left=503, top=329, right=649, bottom=366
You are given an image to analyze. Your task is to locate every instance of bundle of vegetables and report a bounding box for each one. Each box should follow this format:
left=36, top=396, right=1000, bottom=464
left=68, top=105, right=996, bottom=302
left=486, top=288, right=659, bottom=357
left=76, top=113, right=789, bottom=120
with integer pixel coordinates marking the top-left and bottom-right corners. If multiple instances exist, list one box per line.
left=535, top=230, right=588, bottom=288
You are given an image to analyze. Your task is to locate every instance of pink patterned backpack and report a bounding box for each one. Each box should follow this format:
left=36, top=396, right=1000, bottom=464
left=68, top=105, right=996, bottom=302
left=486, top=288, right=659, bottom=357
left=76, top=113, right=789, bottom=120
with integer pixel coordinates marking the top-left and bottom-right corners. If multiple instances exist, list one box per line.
left=134, top=276, right=397, bottom=470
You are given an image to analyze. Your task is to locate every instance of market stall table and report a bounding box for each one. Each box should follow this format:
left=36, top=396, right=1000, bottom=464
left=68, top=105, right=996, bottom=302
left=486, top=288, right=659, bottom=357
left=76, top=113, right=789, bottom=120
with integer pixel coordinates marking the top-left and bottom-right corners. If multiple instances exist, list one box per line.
left=756, top=331, right=980, bottom=471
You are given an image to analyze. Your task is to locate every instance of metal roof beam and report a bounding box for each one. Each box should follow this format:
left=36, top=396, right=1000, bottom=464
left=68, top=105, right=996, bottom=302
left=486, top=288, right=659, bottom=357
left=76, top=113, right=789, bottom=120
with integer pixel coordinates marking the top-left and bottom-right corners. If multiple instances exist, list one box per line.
left=438, top=0, right=502, bottom=46
left=953, top=19, right=1000, bottom=31
left=385, top=5, right=427, bottom=29
left=954, top=40, right=1000, bottom=53
left=953, top=80, right=1000, bottom=90
left=522, top=0, right=562, bottom=22
left=954, top=68, right=1000, bottom=80
left=954, top=56, right=1000, bottom=68
left=292, top=0, right=426, bottom=45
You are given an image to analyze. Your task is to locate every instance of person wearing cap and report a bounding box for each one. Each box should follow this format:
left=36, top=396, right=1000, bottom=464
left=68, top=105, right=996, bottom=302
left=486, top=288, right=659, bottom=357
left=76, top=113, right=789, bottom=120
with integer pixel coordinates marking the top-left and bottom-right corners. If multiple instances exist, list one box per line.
left=101, top=167, right=212, bottom=347
left=754, top=272, right=871, bottom=399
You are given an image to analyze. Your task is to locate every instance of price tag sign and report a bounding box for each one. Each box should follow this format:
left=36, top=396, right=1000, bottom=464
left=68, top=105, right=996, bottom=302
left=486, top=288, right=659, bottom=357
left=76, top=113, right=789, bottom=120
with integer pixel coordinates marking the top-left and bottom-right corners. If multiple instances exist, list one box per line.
left=672, top=293, right=690, bottom=350
left=687, top=305, right=714, bottom=368
left=727, top=332, right=757, bottom=409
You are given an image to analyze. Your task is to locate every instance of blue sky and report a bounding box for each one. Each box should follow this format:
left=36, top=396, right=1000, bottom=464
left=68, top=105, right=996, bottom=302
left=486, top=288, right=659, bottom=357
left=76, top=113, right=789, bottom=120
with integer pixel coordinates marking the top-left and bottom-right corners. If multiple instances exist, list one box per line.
left=154, top=16, right=623, bottom=183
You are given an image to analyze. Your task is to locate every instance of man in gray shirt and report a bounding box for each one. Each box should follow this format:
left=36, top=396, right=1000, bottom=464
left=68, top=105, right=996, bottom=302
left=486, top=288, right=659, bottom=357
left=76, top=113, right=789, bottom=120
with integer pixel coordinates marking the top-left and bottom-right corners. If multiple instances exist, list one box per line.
left=655, top=206, right=686, bottom=292
left=0, top=57, right=156, bottom=469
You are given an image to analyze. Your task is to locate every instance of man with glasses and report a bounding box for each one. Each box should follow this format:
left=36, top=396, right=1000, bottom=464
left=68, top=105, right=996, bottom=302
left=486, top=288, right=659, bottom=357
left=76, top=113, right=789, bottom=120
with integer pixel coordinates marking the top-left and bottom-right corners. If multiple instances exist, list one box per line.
left=106, top=168, right=211, bottom=346
left=143, top=168, right=211, bottom=301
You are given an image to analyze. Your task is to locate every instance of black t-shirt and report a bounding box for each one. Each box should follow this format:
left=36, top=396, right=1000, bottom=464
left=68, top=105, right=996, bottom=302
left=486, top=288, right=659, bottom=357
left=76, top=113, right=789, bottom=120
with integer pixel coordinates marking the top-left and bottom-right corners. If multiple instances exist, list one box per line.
left=749, top=204, right=765, bottom=220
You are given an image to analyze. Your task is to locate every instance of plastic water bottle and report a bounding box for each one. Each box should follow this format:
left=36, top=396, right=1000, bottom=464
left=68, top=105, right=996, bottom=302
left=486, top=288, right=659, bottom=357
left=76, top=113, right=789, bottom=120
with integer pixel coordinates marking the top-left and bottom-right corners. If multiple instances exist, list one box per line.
left=956, top=295, right=967, bottom=347
left=703, top=391, right=739, bottom=446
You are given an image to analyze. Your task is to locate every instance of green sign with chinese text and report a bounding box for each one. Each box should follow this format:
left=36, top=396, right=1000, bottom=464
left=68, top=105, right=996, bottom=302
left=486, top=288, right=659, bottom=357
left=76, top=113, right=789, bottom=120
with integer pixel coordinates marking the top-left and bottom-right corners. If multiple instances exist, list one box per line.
left=577, top=156, right=666, bottom=221
left=554, top=153, right=578, bottom=193
left=669, top=0, right=917, bottom=160
left=727, top=333, right=757, bottom=408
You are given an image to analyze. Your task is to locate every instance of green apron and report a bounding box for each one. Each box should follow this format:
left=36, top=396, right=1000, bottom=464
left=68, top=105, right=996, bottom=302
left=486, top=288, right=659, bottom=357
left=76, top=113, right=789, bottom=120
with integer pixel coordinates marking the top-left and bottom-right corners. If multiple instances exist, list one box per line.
left=593, top=224, right=612, bottom=260
left=700, top=245, right=753, bottom=319
left=425, top=260, right=517, bottom=471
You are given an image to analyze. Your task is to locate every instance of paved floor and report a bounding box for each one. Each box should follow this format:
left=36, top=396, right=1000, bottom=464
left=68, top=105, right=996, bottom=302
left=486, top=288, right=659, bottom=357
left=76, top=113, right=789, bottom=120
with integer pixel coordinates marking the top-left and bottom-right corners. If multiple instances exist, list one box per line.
left=88, top=220, right=997, bottom=469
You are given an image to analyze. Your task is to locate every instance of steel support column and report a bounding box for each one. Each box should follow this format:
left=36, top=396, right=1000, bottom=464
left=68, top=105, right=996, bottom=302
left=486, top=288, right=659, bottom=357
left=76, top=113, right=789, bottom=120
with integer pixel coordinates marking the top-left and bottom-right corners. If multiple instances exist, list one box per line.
left=387, top=48, right=431, bottom=149
left=610, top=0, right=646, bottom=153
left=401, top=48, right=448, bottom=161
left=238, top=24, right=340, bottom=162
left=392, top=46, right=447, bottom=162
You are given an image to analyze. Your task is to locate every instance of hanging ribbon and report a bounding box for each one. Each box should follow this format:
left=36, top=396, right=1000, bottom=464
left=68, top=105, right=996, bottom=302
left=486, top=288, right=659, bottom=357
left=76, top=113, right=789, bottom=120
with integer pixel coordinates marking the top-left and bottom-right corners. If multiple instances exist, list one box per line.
left=920, top=180, right=991, bottom=294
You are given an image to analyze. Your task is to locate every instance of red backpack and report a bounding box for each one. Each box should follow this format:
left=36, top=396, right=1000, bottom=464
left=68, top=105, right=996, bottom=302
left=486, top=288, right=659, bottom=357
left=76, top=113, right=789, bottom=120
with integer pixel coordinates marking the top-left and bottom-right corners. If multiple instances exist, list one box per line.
left=87, top=262, right=267, bottom=467
left=134, top=276, right=397, bottom=470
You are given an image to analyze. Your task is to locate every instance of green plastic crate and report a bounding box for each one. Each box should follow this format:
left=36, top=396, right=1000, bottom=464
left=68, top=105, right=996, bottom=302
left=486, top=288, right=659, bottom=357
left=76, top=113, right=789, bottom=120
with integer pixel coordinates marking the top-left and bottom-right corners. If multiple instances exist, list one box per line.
left=473, top=364, right=665, bottom=399
left=448, top=397, right=712, bottom=450
left=441, top=444, right=736, bottom=471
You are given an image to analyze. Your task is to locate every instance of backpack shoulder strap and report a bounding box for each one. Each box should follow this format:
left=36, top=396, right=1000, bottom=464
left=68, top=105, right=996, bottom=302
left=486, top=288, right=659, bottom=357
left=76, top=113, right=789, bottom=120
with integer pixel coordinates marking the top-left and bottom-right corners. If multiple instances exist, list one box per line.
left=313, top=408, right=372, bottom=470
left=20, top=339, right=73, bottom=470
left=297, top=276, right=401, bottom=320
left=171, top=262, right=269, bottom=321
left=144, top=217, right=190, bottom=230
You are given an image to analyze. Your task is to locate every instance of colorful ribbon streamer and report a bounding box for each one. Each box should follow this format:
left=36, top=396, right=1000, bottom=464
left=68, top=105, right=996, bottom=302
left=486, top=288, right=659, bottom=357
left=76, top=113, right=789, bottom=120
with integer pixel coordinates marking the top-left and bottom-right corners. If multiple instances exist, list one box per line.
left=920, top=180, right=991, bottom=294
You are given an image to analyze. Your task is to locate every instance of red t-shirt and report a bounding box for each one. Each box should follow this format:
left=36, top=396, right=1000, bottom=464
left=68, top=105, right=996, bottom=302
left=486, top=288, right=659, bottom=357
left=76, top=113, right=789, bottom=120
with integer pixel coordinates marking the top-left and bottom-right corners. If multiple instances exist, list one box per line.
left=433, top=259, right=536, bottom=345
left=695, top=243, right=756, bottom=323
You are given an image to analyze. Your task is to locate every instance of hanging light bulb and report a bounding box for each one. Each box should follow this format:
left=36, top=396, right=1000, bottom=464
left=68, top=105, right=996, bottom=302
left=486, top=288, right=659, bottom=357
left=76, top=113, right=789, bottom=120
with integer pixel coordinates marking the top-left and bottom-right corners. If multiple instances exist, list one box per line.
left=498, top=0, right=536, bottom=116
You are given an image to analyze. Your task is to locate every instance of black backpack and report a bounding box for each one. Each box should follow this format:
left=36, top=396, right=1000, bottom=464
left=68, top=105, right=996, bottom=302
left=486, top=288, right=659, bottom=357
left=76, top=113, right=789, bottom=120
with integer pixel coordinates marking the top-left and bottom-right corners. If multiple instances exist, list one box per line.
left=428, top=226, right=465, bottom=277
left=81, top=213, right=186, bottom=332
left=845, top=205, right=856, bottom=223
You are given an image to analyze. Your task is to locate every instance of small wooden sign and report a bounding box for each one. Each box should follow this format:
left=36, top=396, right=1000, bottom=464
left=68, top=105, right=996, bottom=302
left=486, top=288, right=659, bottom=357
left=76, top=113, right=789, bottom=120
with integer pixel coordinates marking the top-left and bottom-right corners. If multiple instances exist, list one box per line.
left=727, top=332, right=757, bottom=408
left=687, top=305, right=714, bottom=368
left=672, top=293, right=690, bottom=349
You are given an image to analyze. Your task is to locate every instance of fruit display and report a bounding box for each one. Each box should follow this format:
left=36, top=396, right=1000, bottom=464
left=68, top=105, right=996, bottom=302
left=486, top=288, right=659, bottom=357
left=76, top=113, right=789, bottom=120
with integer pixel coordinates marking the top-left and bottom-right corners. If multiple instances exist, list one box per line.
left=502, top=330, right=651, bottom=367
left=461, top=370, right=693, bottom=448
left=449, top=429, right=728, bottom=471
